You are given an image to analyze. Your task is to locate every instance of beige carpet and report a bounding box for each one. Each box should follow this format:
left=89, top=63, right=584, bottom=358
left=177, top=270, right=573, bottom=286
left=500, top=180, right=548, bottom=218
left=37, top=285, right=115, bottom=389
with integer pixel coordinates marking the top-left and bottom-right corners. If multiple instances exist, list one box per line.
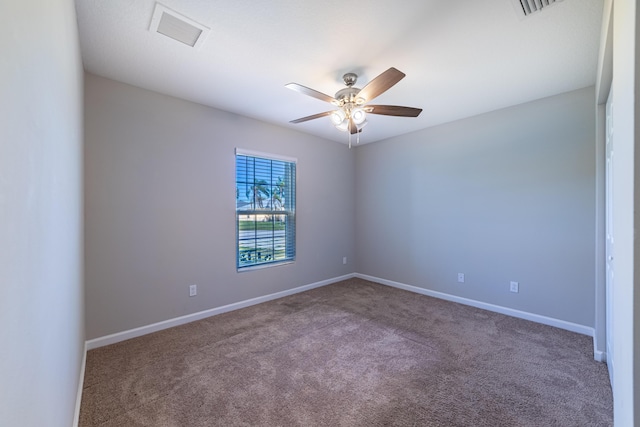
left=80, top=278, right=612, bottom=426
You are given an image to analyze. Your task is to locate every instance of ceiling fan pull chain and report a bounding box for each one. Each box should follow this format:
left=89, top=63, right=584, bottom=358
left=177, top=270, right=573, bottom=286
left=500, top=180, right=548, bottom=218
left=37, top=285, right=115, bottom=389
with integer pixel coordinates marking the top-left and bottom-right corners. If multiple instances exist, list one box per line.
left=348, top=129, right=352, bottom=149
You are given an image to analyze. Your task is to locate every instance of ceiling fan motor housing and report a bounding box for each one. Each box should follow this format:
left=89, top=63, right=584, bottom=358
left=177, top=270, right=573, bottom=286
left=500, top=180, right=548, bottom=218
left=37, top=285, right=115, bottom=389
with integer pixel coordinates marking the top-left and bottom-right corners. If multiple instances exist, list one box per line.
left=334, top=87, right=364, bottom=107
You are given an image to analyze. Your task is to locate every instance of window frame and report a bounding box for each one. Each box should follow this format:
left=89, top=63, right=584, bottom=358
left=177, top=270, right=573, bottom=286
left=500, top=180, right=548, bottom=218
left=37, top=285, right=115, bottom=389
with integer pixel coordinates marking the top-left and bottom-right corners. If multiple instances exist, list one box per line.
left=235, top=148, right=297, bottom=271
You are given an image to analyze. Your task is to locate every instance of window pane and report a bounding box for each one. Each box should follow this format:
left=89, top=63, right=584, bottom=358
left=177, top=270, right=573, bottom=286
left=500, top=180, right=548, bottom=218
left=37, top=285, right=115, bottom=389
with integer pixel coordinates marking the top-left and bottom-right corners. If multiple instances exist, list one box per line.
left=236, top=153, right=296, bottom=270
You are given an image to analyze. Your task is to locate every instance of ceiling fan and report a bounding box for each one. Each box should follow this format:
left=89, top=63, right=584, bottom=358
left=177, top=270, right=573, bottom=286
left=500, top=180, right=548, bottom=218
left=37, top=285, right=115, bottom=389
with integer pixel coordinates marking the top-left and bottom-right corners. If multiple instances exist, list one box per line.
left=286, top=67, right=422, bottom=145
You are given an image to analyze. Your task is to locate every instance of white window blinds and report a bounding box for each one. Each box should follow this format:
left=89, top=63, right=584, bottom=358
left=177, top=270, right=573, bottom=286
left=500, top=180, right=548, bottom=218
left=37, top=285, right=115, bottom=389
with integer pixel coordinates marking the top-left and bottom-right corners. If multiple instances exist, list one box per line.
left=235, top=150, right=296, bottom=270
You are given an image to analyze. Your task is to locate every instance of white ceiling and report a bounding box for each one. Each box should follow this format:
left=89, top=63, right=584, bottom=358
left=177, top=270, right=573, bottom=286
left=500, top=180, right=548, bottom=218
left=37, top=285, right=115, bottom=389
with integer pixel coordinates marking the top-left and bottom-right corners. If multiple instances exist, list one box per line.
left=75, top=0, right=604, bottom=144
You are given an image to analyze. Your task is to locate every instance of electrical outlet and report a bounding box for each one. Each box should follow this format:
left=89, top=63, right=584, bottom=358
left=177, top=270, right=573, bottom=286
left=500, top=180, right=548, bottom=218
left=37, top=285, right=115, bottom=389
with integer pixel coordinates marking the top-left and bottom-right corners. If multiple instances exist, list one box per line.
left=510, top=281, right=519, bottom=293
left=189, top=284, right=197, bottom=297
left=343, top=257, right=347, bottom=265
left=457, top=273, right=465, bottom=283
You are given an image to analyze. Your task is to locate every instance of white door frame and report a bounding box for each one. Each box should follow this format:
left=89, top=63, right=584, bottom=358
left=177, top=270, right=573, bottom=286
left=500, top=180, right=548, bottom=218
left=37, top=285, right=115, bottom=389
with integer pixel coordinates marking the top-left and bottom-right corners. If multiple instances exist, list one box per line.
left=604, top=87, right=614, bottom=384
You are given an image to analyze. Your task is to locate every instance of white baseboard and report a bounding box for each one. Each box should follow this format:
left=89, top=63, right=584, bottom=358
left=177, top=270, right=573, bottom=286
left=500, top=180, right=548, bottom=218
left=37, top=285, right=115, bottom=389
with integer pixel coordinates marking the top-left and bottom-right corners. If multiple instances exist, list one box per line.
left=86, top=273, right=355, bottom=350
left=593, top=333, right=607, bottom=362
left=355, top=273, right=595, bottom=337
left=73, top=342, right=87, bottom=427
left=593, top=349, right=606, bottom=363
left=85, top=272, right=600, bottom=360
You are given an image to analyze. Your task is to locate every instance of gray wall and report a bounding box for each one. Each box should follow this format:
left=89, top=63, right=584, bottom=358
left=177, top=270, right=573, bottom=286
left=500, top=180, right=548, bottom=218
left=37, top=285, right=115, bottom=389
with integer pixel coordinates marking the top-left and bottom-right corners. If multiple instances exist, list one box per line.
left=84, top=74, right=355, bottom=339
left=0, top=1, right=84, bottom=426
left=355, top=87, right=596, bottom=327
left=85, top=76, right=597, bottom=338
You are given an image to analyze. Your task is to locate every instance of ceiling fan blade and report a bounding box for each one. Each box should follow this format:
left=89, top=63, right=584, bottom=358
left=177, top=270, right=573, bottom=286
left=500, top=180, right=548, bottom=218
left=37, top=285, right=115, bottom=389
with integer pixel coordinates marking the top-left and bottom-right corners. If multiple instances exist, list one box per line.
left=289, top=111, right=333, bottom=124
left=356, top=67, right=406, bottom=103
left=285, top=83, right=337, bottom=104
left=348, top=118, right=360, bottom=134
left=366, top=105, right=422, bottom=117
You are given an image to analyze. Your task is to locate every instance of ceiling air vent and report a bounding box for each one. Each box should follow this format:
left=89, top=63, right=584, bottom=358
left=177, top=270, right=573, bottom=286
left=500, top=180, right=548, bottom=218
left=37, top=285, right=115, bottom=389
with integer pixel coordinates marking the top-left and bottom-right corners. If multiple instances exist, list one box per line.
left=511, top=0, right=564, bottom=19
left=149, top=3, right=209, bottom=49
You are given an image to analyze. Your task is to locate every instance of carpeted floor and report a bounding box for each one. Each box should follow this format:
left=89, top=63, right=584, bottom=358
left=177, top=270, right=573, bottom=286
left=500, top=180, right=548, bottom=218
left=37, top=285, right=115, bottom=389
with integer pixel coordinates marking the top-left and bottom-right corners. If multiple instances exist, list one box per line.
left=80, top=278, right=612, bottom=426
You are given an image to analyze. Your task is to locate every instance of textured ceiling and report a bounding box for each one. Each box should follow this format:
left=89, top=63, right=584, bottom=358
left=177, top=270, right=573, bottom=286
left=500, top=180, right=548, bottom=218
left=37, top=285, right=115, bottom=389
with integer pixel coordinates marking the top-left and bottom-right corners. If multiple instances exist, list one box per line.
left=75, top=0, right=604, bottom=144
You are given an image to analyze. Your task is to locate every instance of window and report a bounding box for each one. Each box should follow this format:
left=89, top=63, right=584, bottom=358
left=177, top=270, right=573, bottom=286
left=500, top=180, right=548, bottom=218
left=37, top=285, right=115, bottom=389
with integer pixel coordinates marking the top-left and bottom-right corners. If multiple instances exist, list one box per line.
left=235, top=149, right=296, bottom=270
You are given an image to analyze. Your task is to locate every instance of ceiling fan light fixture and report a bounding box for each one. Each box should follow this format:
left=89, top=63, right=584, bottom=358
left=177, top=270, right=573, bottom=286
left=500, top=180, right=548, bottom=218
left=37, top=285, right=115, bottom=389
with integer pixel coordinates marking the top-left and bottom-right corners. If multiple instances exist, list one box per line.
left=330, top=109, right=346, bottom=126
left=351, top=107, right=366, bottom=125
left=335, top=119, right=349, bottom=132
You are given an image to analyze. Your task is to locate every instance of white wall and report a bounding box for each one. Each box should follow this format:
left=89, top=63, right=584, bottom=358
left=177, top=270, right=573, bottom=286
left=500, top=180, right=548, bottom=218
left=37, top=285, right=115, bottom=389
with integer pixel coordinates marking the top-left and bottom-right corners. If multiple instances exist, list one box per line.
left=610, top=0, right=639, bottom=424
left=0, top=1, right=84, bottom=426
left=355, top=87, right=596, bottom=327
left=84, top=74, right=356, bottom=339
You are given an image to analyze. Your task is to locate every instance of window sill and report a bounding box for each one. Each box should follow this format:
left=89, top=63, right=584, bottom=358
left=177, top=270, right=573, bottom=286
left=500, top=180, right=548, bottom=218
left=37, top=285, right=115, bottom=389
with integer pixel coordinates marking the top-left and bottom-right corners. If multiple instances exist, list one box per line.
left=236, top=260, right=294, bottom=273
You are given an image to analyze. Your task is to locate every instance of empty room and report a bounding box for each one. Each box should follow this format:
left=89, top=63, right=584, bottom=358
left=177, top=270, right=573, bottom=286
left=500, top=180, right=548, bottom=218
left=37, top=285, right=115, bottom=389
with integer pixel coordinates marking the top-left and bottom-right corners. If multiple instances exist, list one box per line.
left=2, top=0, right=640, bottom=426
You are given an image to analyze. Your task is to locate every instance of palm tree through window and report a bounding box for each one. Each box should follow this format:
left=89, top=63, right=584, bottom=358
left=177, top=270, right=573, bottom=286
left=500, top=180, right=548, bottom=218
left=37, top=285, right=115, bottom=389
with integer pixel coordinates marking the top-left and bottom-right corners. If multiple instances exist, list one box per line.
left=235, top=150, right=296, bottom=270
